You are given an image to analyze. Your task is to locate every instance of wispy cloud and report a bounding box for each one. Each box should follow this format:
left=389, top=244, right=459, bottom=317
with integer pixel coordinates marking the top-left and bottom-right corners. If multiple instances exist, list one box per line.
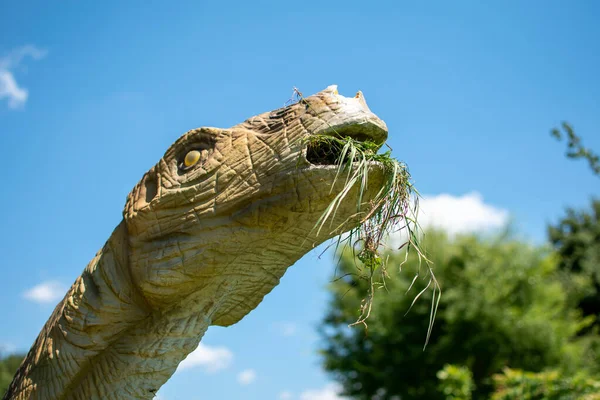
left=416, top=192, right=509, bottom=236
left=273, top=321, right=297, bottom=337
left=237, top=369, right=257, bottom=385
left=23, top=281, right=66, bottom=304
left=0, top=342, right=17, bottom=355
left=177, top=343, right=233, bottom=373
left=279, top=391, right=293, bottom=400
left=0, top=45, right=47, bottom=109
left=299, top=383, right=346, bottom=400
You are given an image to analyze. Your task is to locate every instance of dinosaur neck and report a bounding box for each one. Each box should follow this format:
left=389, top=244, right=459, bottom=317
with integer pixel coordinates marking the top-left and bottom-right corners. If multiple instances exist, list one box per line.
left=4, top=221, right=151, bottom=400
left=4, top=221, right=307, bottom=400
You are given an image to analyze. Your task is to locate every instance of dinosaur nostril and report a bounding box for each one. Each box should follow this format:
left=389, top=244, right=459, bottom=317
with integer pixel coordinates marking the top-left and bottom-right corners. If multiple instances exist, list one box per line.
left=144, top=172, right=158, bottom=203
left=132, top=170, right=159, bottom=211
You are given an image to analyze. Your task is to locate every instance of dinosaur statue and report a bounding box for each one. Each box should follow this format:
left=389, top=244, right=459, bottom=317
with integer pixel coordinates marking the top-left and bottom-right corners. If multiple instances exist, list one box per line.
left=4, top=85, right=389, bottom=400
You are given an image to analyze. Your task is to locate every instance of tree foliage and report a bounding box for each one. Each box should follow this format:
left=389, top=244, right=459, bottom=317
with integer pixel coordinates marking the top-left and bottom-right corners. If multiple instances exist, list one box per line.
left=548, top=199, right=600, bottom=329
left=437, top=364, right=474, bottom=400
left=320, top=232, right=598, bottom=399
left=0, top=354, right=23, bottom=397
left=551, top=122, right=600, bottom=177
left=491, top=368, right=600, bottom=400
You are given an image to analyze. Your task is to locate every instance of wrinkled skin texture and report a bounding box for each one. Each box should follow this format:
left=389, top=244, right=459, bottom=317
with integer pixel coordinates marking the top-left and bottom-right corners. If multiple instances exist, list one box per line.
left=4, top=86, right=389, bottom=400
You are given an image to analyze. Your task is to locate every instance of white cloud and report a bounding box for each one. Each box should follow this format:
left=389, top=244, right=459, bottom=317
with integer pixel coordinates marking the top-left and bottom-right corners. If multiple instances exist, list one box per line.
left=0, top=45, right=47, bottom=109
left=0, top=71, right=28, bottom=108
left=279, top=391, right=293, bottom=400
left=237, top=369, right=257, bottom=385
left=0, top=45, right=47, bottom=69
left=177, top=343, right=233, bottom=373
left=273, top=321, right=297, bottom=337
left=299, top=383, right=347, bottom=400
left=416, top=192, right=508, bottom=236
left=23, top=281, right=66, bottom=304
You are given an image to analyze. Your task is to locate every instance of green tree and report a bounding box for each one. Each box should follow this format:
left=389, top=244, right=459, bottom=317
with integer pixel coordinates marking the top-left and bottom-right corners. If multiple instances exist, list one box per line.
left=491, top=368, right=600, bottom=400
left=0, top=354, right=23, bottom=397
left=320, top=232, right=597, bottom=400
left=437, top=364, right=474, bottom=400
left=548, top=199, right=600, bottom=330
left=551, top=122, right=600, bottom=177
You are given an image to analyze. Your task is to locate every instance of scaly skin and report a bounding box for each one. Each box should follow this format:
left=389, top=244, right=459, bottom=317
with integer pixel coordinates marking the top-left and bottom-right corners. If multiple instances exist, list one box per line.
left=4, top=85, right=389, bottom=400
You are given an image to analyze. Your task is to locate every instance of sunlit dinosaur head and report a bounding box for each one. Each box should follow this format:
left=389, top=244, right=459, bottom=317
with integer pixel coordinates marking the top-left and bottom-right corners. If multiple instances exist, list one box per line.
left=123, top=85, right=389, bottom=316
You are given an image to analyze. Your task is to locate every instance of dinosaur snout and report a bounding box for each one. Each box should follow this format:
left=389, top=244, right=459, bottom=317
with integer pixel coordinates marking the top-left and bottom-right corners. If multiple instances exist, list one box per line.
left=313, top=85, right=388, bottom=145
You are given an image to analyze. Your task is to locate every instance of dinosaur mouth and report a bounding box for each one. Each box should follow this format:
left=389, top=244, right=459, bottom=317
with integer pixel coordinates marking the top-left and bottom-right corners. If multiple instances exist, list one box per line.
left=306, top=139, right=341, bottom=165
left=306, top=126, right=387, bottom=166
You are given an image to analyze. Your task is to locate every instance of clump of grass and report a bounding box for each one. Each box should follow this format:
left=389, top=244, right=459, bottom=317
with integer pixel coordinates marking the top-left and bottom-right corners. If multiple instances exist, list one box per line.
left=303, top=134, right=441, bottom=348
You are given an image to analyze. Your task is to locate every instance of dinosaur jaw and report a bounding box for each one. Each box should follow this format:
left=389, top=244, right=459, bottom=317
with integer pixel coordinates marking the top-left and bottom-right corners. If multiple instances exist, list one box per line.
left=302, top=87, right=388, bottom=166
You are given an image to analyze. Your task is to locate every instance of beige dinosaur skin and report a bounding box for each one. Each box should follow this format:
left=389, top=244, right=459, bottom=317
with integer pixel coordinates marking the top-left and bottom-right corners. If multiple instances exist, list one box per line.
left=4, top=85, right=389, bottom=400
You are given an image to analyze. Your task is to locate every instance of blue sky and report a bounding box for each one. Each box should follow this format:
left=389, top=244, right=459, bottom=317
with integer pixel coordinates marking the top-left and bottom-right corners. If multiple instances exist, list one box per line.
left=1, top=1, right=599, bottom=399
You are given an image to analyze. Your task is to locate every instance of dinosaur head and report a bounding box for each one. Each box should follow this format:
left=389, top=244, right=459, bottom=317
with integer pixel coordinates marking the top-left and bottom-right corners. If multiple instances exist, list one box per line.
left=122, top=85, right=389, bottom=318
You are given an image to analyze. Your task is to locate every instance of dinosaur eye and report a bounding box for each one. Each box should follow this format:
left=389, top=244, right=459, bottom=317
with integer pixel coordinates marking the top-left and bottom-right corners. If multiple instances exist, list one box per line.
left=183, top=150, right=201, bottom=168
